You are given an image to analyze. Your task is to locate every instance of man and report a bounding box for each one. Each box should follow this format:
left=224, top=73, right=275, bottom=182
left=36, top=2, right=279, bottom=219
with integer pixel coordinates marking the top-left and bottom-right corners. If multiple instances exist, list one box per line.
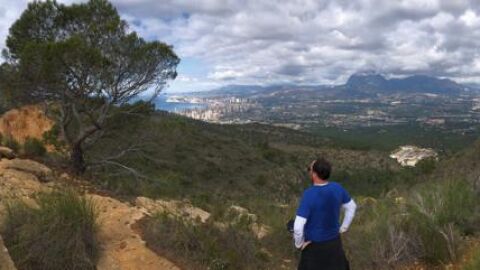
left=294, top=158, right=357, bottom=270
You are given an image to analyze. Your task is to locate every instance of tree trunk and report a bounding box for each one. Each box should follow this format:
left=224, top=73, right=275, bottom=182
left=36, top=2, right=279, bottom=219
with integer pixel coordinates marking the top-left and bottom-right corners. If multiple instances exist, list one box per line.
left=71, top=143, right=86, bottom=175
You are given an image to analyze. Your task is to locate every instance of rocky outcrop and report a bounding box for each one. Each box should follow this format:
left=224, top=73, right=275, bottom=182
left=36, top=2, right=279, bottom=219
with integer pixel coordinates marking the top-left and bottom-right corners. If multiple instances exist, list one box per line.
left=390, top=145, right=438, bottom=167
left=0, top=105, right=53, bottom=144
left=0, top=158, right=180, bottom=270
left=228, top=205, right=258, bottom=223
left=0, top=154, right=268, bottom=269
left=135, top=196, right=211, bottom=223
left=0, top=158, right=50, bottom=270
left=227, top=205, right=271, bottom=239
left=135, top=198, right=271, bottom=239
left=0, top=158, right=53, bottom=182
left=0, top=159, right=51, bottom=202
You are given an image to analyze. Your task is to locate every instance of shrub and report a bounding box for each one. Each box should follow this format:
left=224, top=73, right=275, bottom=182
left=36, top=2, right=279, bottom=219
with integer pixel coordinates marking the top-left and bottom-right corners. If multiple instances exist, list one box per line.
left=1, top=189, right=98, bottom=270
left=2, top=135, right=19, bottom=152
left=140, top=213, right=267, bottom=270
left=408, top=180, right=479, bottom=263
left=463, top=247, right=480, bottom=270
left=344, top=180, right=480, bottom=269
left=23, top=137, right=47, bottom=157
left=42, top=124, right=66, bottom=152
left=414, top=157, right=437, bottom=175
left=344, top=197, right=423, bottom=270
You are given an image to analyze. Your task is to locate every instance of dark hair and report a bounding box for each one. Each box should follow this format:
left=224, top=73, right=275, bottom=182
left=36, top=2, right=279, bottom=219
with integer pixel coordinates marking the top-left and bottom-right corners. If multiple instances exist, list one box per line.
left=311, top=158, right=332, bottom=180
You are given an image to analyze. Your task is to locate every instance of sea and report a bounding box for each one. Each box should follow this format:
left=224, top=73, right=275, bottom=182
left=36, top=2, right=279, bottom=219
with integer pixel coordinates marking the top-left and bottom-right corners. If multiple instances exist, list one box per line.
left=153, top=94, right=207, bottom=113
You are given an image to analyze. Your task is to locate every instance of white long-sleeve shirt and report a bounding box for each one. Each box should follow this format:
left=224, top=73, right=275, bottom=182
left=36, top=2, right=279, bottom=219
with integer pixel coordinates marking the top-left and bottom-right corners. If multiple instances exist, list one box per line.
left=294, top=198, right=357, bottom=248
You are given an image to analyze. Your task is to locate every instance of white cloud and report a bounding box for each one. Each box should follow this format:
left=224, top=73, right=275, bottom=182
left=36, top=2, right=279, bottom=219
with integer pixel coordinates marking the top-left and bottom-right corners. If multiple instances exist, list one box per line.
left=460, top=9, right=480, bottom=26
left=2, top=0, right=480, bottom=90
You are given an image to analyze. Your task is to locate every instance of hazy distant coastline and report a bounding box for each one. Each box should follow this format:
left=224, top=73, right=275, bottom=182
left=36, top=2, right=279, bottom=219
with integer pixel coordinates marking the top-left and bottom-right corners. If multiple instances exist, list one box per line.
left=154, top=94, right=207, bottom=112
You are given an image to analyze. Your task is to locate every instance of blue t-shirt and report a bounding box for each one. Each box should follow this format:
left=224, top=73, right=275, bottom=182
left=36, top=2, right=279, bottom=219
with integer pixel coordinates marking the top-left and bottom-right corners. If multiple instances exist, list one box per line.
left=296, top=182, right=351, bottom=243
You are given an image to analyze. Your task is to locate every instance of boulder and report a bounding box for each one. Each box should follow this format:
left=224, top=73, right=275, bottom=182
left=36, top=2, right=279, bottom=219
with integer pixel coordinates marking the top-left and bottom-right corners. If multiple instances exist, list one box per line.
left=226, top=205, right=270, bottom=239
left=135, top=197, right=211, bottom=223
left=0, top=147, right=15, bottom=160
left=0, top=159, right=53, bottom=182
left=251, top=223, right=271, bottom=239
left=228, top=205, right=258, bottom=223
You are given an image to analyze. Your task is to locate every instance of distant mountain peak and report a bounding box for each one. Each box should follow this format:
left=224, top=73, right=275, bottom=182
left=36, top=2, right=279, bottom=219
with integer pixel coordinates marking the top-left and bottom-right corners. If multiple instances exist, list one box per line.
left=346, top=73, right=388, bottom=93
left=345, top=73, right=464, bottom=95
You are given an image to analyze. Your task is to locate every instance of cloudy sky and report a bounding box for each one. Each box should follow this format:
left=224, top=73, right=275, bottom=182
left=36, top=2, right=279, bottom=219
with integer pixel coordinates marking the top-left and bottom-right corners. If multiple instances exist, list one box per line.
left=1, top=0, right=480, bottom=92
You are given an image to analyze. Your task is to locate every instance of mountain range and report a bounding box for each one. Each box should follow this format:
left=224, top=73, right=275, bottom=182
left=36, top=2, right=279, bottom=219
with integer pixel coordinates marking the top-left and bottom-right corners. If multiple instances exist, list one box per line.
left=187, top=73, right=469, bottom=97
left=344, top=73, right=466, bottom=95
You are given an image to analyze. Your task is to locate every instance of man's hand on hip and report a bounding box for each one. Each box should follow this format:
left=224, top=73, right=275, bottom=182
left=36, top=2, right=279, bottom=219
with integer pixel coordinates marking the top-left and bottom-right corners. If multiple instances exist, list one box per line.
left=301, top=241, right=312, bottom=250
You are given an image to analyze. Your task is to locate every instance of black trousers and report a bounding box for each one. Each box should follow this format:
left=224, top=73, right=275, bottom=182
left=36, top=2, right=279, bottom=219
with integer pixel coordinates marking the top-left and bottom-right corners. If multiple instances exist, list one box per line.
left=298, top=237, right=350, bottom=270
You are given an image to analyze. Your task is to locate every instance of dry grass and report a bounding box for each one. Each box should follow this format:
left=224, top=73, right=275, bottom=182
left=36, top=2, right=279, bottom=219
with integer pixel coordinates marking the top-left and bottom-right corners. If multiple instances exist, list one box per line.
left=1, top=189, right=98, bottom=270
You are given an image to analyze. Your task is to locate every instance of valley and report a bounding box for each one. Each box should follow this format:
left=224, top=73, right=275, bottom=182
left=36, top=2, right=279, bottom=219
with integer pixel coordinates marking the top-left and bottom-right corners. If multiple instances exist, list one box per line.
left=0, top=1, right=479, bottom=269
left=161, top=74, right=480, bottom=152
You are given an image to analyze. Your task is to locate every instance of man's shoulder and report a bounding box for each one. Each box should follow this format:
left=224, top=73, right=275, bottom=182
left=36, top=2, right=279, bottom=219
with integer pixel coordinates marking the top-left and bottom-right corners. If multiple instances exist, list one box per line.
left=303, top=186, right=316, bottom=195
left=328, top=182, right=350, bottom=194
left=329, top=181, right=344, bottom=189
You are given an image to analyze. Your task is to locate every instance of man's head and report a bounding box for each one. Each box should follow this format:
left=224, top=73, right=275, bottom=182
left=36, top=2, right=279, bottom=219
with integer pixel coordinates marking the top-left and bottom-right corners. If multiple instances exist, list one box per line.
left=308, top=158, right=331, bottom=182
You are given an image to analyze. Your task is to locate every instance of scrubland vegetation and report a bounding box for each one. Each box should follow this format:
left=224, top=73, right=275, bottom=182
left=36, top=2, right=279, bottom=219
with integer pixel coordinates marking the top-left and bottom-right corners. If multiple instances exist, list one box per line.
left=87, top=109, right=480, bottom=269
left=2, top=106, right=479, bottom=269
left=463, top=247, right=480, bottom=270
left=0, top=0, right=478, bottom=269
left=1, top=190, right=98, bottom=270
left=140, top=213, right=267, bottom=270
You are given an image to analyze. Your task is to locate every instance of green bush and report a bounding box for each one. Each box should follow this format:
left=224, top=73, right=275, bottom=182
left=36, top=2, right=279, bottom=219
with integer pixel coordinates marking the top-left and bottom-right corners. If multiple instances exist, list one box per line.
left=1, top=189, right=98, bottom=270
left=42, top=123, right=66, bottom=152
left=2, top=135, right=19, bottom=152
left=23, top=137, right=47, bottom=157
left=409, top=180, right=479, bottom=263
left=140, top=213, right=267, bottom=270
left=414, top=157, right=437, bottom=175
left=344, top=180, right=480, bottom=269
left=344, top=196, right=422, bottom=269
left=463, top=247, right=480, bottom=270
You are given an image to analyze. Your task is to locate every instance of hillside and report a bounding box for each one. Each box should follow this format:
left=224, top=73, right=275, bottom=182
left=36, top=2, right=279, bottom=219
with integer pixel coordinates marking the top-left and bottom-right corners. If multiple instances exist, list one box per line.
left=0, top=105, right=478, bottom=269
left=0, top=156, right=189, bottom=270
left=1, top=0, right=480, bottom=269
left=431, top=139, right=480, bottom=187
left=87, top=109, right=407, bottom=205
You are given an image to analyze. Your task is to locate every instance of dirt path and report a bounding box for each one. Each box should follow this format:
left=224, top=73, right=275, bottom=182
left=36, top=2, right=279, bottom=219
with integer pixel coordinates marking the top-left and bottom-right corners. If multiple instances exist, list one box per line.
left=90, top=194, right=180, bottom=270
left=0, top=159, right=181, bottom=270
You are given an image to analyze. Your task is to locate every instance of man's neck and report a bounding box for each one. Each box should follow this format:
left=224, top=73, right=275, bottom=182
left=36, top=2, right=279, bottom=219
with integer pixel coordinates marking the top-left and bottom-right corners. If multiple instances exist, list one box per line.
left=313, top=179, right=329, bottom=186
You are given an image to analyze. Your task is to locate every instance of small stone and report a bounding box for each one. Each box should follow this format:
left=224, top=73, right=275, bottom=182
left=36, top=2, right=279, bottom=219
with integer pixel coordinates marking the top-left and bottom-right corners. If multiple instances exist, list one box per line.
left=60, top=173, right=70, bottom=180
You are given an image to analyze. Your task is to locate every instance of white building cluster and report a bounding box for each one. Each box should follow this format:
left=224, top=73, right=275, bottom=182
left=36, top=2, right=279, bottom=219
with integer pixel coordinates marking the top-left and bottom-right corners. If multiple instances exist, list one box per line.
left=390, top=145, right=438, bottom=167
left=180, top=109, right=221, bottom=121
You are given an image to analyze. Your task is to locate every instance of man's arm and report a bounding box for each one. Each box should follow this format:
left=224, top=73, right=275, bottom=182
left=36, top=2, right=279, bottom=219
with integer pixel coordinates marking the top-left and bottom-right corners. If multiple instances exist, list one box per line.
left=340, top=199, right=357, bottom=233
left=293, top=215, right=307, bottom=248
